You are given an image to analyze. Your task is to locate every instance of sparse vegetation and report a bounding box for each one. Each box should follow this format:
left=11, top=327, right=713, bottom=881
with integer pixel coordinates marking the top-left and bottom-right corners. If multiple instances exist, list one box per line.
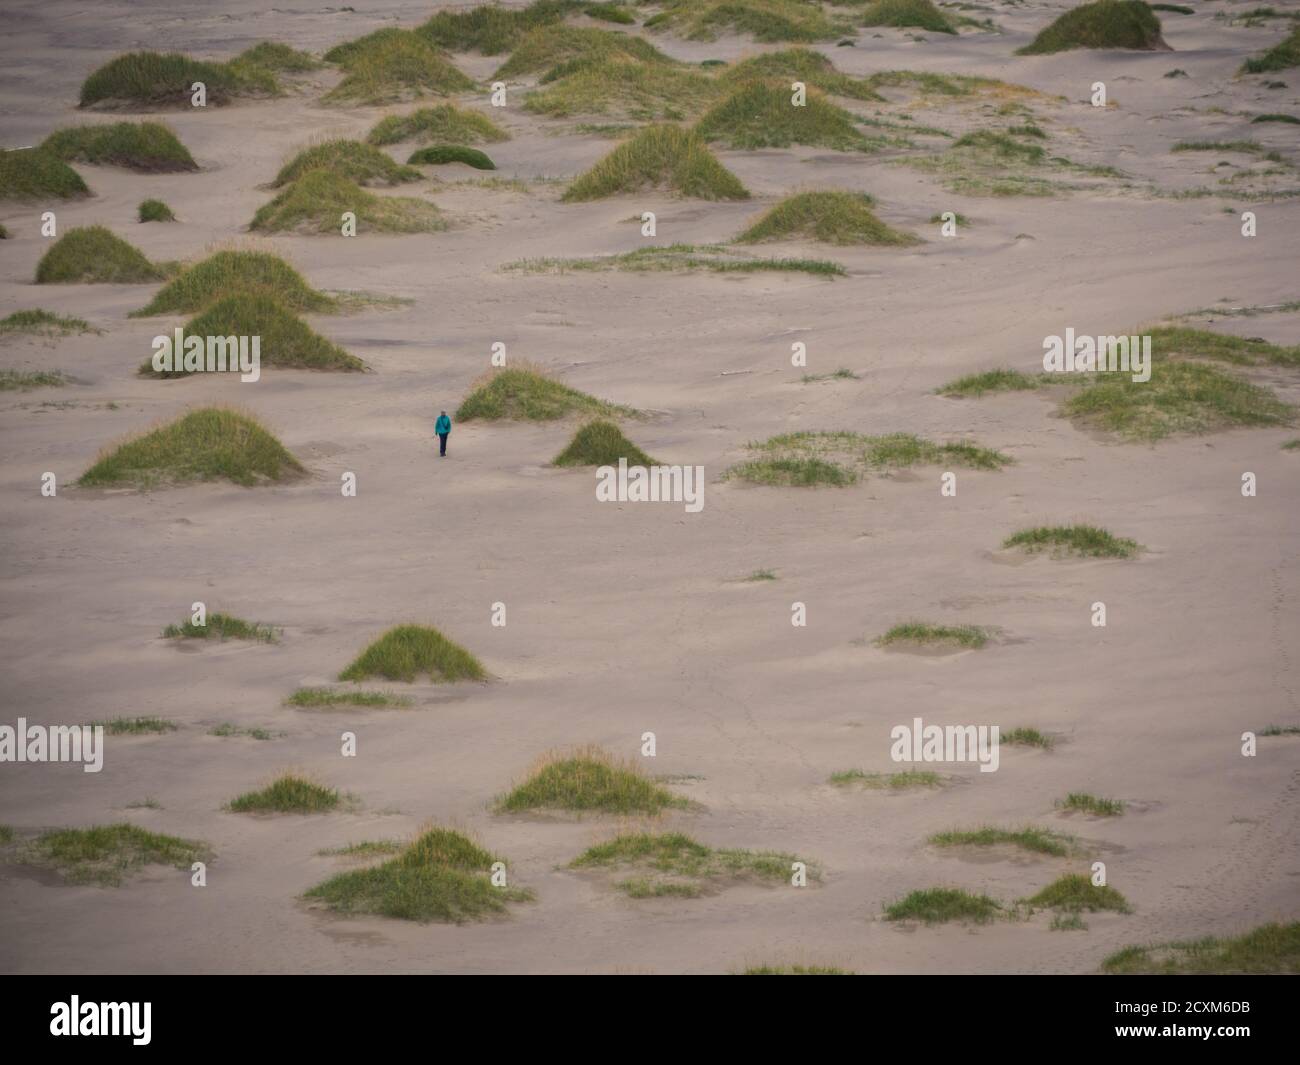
left=525, top=58, right=720, bottom=119
left=89, top=717, right=177, bottom=735
left=553, top=419, right=656, bottom=466
left=885, top=887, right=1002, bottom=924
left=1026, top=873, right=1131, bottom=913
left=162, top=612, right=279, bottom=642
left=229, top=774, right=341, bottom=814
left=324, top=29, right=475, bottom=105
left=877, top=622, right=992, bottom=649
left=860, top=0, right=957, bottom=35
left=40, top=122, right=197, bottom=172
left=286, top=688, right=413, bottom=709
left=737, top=191, right=917, bottom=246
left=644, top=0, right=847, bottom=43
left=1103, top=922, right=1300, bottom=974
left=209, top=723, right=279, bottom=740
left=1252, top=113, right=1300, bottom=124
left=272, top=140, right=421, bottom=187
left=133, top=250, right=336, bottom=317
left=1002, top=727, right=1054, bottom=749
left=252, top=170, right=446, bottom=235
left=496, top=746, right=689, bottom=815
left=720, top=48, right=883, bottom=101
left=339, top=624, right=486, bottom=683
left=696, top=82, right=877, bottom=152
left=563, top=124, right=748, bottom=201
left=0, top=370, right=69, bottom=391
left=367, top=104, right=510, bottom=147
left=743, top=964, right=851, bottom=975
left=1016, top=0, right=1167, bottom=56
left=457, top=364, right=634, bottom=422
left=138, top=198, right=176, bottom=222
left=20, top=824, right=209, bottom=886
left=828, top=769, right=941, bottom=789
left=231, top=42, right=320, bottom=75
left=494, top=24, right=671, bottom=79
left=1057, top=793, right=1125, bottom=816
left=1003, top=525, right=1141, bottom=559
left=506, top=243, right=843, bottom=277
left=938, top=368, right=1044, bottom=396
left=929, top=826, right=1075, bottom=857
left=1241, top=27, right=1300, bottom=74
left=35, top=226, right=163, bottom=284
left=0, top=148, right=90, bottom=200
left=79, top=51, right=278, bottom=108
left=408, top=145, right=496, bottom=169
left=0, top=309, right=94, bottom=336
left=419, top=0, right=584, bottom=55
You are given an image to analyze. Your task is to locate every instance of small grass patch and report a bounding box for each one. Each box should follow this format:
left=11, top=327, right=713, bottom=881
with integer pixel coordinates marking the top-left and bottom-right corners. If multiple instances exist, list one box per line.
left=228, top=774, right=340, bottom=814
left=79, top=407, right=305, bottom=489
left=287, top=687, right=413, bottom=709
left=645, top=0, right=848, bottom=43
left=525, top=58, right=720, bottom=120
left=324, top=29, right=475, bottom=106
left=1002, top=727, right=1054, bottom=749
left=89, top=716, right=177, bottom=735
left=737, top=190, right=917, bottom=246
left=860, top=0, right=957, bottom=35
left=457, top=364, right=634, bottom=422
left=494, top=24, right=672, bottom=79
left=209, top=723, right=279, bottom=740
left=368, top=104, right=509, bottom=147
left=1241, top=27, right=1300, bottom=75
left=40, top=122, right=197, bottom=172
left=802, top=367, right=860, bottom=382
left=938, top=368, right=1044, bottom=396
left=877, top=622, right=991, bottom=649
left=553, top=418, right=656, bottom=466
left=570, top=831, right=810, bottom=897
left=35, top=225, right=163, bottom=284
left=885, top=887, right=1002, bottom=924
left=304, top=826, right=532, bottom=922
left=563, top=123, right=748, bottom=201
left=0, top=309, right=94, bottom=336
left=695, top=82, right=878, bottom=152
left=725, top=455, right=857, bottom=486
left=506, top=243, right=843, bottom=277
left=21, top=824, right=209, bottom=886
left=1260, top=723, right=1300, bottom=736
left=744, top=568, right=778, bottom=581
left=251, top=170, right=445, bottom=235
left=1026, top=873, right=1131, bottom=913
left=829, top=769, right=941, bottom=789
left=1252, top=113, right=1300, bottom=124
left=1016, top=0, right=1167, bottom=56
left=272, top=140, right=421, bottom=188
left=317, top=840, right=404, bottom=858
left=79, top=50, right=278, bottom=108
left=339, top=624, right=486, bottom=683
left=1057, top=792, right=1125, bottom=816
left=0, top=147, right=90, bottom=200
left=721, top=48, right=882, bottom=101
left=0, top=370, right=69, bottom=391
left=1003, top=525, right=1140, bottom=559
left=408, top=145, right=496, bottom=169
left=929, top=826, right=1075, bottom=857
left=162, top=612, right=278, bottom=642
left=1102, top=922, right=1300, bottom=974
left=743, top=964, right=851, bottom=974
left=231, top=42, right=320, bottom=75
left=138, top=198, right=176, bottom=222
left=496, top=746, right=688, bottom=815
left=132, top=250, right=336, bottom=317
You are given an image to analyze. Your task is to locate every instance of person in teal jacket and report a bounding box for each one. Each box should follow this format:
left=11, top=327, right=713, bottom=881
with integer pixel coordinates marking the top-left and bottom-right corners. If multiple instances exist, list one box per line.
left=435, top=410, right=451, bottom=457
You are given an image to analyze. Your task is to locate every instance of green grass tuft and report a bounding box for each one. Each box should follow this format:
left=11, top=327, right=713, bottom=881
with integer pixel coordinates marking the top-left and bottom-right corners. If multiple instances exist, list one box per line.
left=929, top=826, right=1075, bottom=857
left=231, top=42, right=320, bottom=74
left=553, top=419, right=656, bottom=466
left=286, top=688, right=413, bottom=709
left=1003, top=525, right=1140, bottom=559
left=133, top=250, right=336, bottom=317
left=506, top=243, right=843, bottom=277
left=1241, top=27, right=1300, bottom=74
left=367, top=104, right=509, bottom=146
left=860, top=0, right=958, bottom=35
left=645, top=0, right=847, bottom=43
left=272, top=140, right=421, bottom=187
left=525, top=57, right=720, bottom=119
left=1026, top=873, right=1131, bottom=913
left=938, top=368, right=1043, bottom=397
left=1102, top=922, right=1300, bottom=974
left=885, top=887, right=1002, bottom=924
left=0, top=147, right=90, bottom=200
left=79, top=51, right=278, bottom=108
left=0, top=370, right=69, bottom=391
left=0, top=309, right=94, bottom=336
left=1002, top=727, right=1054, bottom=749
left=496, top=746, right=688, bottom=814
left=89, top=716, right=177, bottom=735
left=324, top=29, right=475, bottom=106
left=563, top=123, right=748, bottom=201
left=138, top=198, right=176, bottom=222
left=35, top=225, right=162, bottom=284
left=1016, top=0, right=1166, bottom=56
left=695, top=81, right=877, bottom=152
left=1252, top=113, right=1300, bottom=124
left=720, top=48, right=883, bottom=101
left=828, top=769, right=941, bottom=789
left=162, top=612, right=278, bottom=642
left=1057, top=792, right=1125, bottom=816
left=22, top=824, right=209, bottom=886
left=40, top=122, right=197, bottom=172
left=251, top=169, right=445, bottom=234
left=229, top=774, right=340, bottom=814
left=418, top=0, right=585, bottom=55
left=743, top=964, right=851, bottom=974
left=494, top=24, right=672, bottom=79
left=737, top=190, right=917, bottom=246
left=457, top=364, right=634, bottom=422
left=339, top=624, right=486, bottom=683
left=877, top=622, right=992, bottom=649
left=408, top=145, right=496, bottom=169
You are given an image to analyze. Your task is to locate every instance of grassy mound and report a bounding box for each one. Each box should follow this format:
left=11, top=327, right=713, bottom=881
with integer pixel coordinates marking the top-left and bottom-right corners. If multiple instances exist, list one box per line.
left=162, top=612, right=278, bottom=641
left=0, top=309, right=94, bottom=336
left=0, top=148, right=90, bottom=200
left=40, top=122, right=197, bottom=172
left=645, top=0, right=846, bottom=43
left=79, top=407, right=305, bottom=488
left=79, top=51, right=277, bottom=108
left=695, top=81, right=875, bottom=152
left=408, top=145, right=496, bottom=169
left=457, top=365, right=633, bottom=422
left=286, top=688, right=412, bottom=709
left=304, top=827, right=532, bottom=923
left=324, top=29, right=475, bottom=105
left=828, top=769, right=941, bottom=789
left=229, top=774, right=340, bottom=814
left=133, top=250, right=336, bottom=316
left=1103, top=922, right=1300, bottom=974
left=860, top=0, right=957, bottom=34
left=1003, top=525, right=1140, bottom=559
left=138, top=198, right=176, bottom=222
left=721, top=48, right=883, bottom=101
left=736, top=191, right=917, bottom=246
left=272, top=140, right=421, bottom=187
left=494, top=24, right=672, bottom=79
left=1242, top=26, right=1300, bottom=74
left=1017, top=0, right=1166, bottom=56
left=231, top=42, right=320, bottom=74
left=885, top=888, right=1002, bottom=924
left=496, top=746, right=689, bottom=815
left=143, top=294, right=363, bottom=377
left=938, top=368, right=1044, bottom=396
left=525, top=58, right=720, bottom=120
left=929, top=826, right=1075, bottom=857
left=21, top=824, right=209, bottom=887
left=419, top=0, right=583, bottom=54
left=506, top=244, right=844, bottom=277
left=563, top=123, right=748, bottom=201
left=553, top=419, right=656, bottom=466
left=251, top=170, right=445, bottom=234
left=1026, top=873, right=1131, bottom=913
left=1057, top=792, right=1125, bottom=816
left=570, top=831, right=809, bottom=898
left=877, top=622, right=992, bottom=649
left=339, top=624, right=486, bottom=683
left=367, top=104, right=509, bottom=146
left=35, top=226, right=162, bottom=284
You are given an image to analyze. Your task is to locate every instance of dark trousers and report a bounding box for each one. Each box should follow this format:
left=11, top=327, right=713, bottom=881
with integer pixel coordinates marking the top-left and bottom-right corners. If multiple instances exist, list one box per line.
left=438, top=432, right=448, bottom=456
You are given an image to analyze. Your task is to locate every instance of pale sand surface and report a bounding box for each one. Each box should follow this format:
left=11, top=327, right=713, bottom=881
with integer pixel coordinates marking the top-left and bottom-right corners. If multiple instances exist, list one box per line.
left=0, top=1, right=1297, bottom=973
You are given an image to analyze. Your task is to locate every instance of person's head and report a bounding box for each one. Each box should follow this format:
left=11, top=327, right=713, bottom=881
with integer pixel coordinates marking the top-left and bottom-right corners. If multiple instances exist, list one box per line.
left=440, top=410, right=447, bottom=416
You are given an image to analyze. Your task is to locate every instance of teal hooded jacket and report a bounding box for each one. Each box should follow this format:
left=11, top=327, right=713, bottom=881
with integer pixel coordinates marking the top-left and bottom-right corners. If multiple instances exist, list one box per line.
left=435, top=414, right=451, bottom=434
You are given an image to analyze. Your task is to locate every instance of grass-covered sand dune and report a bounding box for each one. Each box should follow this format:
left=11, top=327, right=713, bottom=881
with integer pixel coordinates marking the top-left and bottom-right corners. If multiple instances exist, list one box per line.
left=1017, top=0, right=1168, bottom=56
left=457, top=364, right=635, bottom=421
left=40, top=122, right=197, bottom=172
left=251, top=170, right=446, bottom=234
left=367, top=104, right=510, bottom=146
left=563, top=123, right=748, bottom=200
left=271, top=140, right=421, bottom=188
left=0, top=148, right=90, bottom=200
left=133, top=250, right=337, bottom=316
left=339, top=624, right=486, bottom=683
left=322, top=29, right=475, bottom=105
left=35, top=226, right=164, bottom=284
left=79, top=49, right=285, bottom=108
left=736, top=191, right=917, bottom=246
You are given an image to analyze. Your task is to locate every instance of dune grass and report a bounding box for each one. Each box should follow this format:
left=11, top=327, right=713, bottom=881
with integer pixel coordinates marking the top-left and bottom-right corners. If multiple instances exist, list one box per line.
left=408, top=145, right=496, bottom=169
left=1003, top=525, right=1140, bottom=559
left=563, top=123, right=748, bottom=201
left=743, top=964, right=851, bottom=975
left=1253, top=113, right=1300, bottom=124
left=496, top=746, right=689, bottom=815
left=138, top=198, right=176, bottom=222
left=885, top=887, right=1002, bottom=924
left=1017, top=0, right=1166, bottom=55
left=79, top=51, right=278, bottom=108
left=736, top=190, right=917, bottom=246
left=0, top=370, right=68, bottom=391
left=1149, top=325, right=1300, bottom=368
left=525, top=58, right=721, bottom=119
left=695, top=82, right=877, bottom=152
left=231, top=42, right=321, bottom=75
left=286, top=687, right=413, bottom=709
left=132, top=250, right=337, bottom=317
left=162, top=612, right=278, bottom=642
left=570, top=831, right=809, bottom=898
left=21, top=824, right=209, bottom=886
left=89, top=716, right=177, bottom=735
left=228, top=774, right=340, bottom=814
left=272, top=140, right=421, bottom=188
left=0, top=309, right=94, bottom=336
left=1057, top=793, right=1125, bottom=816
left=722, top=48, right=883, bottom=101
left=78, top=407, right=305, bottom=489
left=418, top=0, right=584, bottom=54
left=494, top=24, right=672, bottom=79
left=1103, top=922, right=1300, bottom=974
left=142, top=294, right=362, bottom=376
left=938, top=368, right=1045, bottom=397
left=860, top=0, right=958, bottom=34
left=1241, top=27, right=1300, bottom=74
left=506, top=243, right=843, bottom=277
left=644, top=0, right=848, bottom=43
left=367, top=104, right=510, bottom=147
left=1002, top=727, right=1054, bottom=749
left=251, top=171, right=444, bottom=235
left=304, top=827, right=532, bottom=923
left=553, top=419, right=656, bottom=466
left=906, top=129, right=1068, bottom=197
left=1026, top=873, right=1131, bottom=913
left=324, top=29, right=475, bottom=105
left=40, top=122, right=197, bottom=172
left=877, top=622, right=992, bottom=649
left=726, top=455, right=857, bottom=487
left=0, top=147, right=90, bottom=200
left=828, top=769, right=941, bottom=789
left=339, top=624, right=486, bottom=683
left=209, top=723, right=279, bottom=740
left=1260, top=723, right=1300, bottom=735
left=35, top=226, right=163, bottom=284
left=457, top=364, right=634, bottom=422
left=929, top=826, right=1075, bottom=857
